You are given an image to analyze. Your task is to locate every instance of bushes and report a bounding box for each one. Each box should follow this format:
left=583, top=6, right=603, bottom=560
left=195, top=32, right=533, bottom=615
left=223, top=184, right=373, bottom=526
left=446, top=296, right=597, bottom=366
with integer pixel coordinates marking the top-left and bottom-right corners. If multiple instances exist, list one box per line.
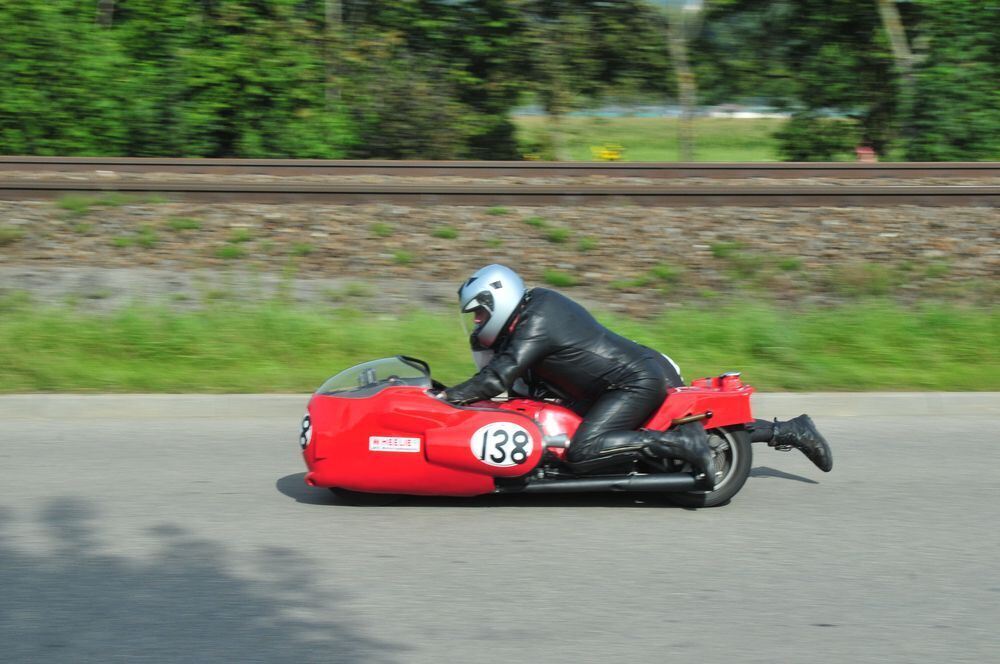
left=774, top=114, right=860, bottom=162
left=0, top=0, right=523, bottom=160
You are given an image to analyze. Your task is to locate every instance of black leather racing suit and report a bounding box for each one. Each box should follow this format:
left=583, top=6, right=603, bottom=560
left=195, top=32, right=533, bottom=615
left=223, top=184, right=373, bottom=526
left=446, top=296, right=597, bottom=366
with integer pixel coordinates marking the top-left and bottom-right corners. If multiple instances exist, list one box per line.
left=445, top=288, right=683, bottom=463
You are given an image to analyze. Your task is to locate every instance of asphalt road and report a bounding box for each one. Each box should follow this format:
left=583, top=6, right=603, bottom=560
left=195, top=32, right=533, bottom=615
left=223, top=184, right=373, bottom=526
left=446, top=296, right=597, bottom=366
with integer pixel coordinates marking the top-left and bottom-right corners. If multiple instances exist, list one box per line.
left=1, top=395, right=998, bottom=663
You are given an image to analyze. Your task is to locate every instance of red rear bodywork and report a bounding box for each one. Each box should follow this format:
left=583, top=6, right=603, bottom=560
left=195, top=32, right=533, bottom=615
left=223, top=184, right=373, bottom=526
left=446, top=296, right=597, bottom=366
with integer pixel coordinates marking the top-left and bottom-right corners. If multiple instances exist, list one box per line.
left=303, top=373, right=753, bottom=497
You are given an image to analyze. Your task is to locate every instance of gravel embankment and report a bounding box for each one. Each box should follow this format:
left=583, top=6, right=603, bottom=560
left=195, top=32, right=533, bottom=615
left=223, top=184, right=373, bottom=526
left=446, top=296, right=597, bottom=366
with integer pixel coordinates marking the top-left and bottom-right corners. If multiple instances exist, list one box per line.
left=1, top=198, right=997, bottom=314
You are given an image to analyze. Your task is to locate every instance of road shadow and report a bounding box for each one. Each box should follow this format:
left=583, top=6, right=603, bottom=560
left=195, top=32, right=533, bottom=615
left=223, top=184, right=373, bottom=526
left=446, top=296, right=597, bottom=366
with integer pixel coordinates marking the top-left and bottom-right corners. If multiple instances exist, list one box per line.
left=750, top=465, right=819, bottom=484
left=276, top=472, right=682, bottom=509
left=0, top=500, right=401, bottom=663
left=276, top=471, right=339, bottom=505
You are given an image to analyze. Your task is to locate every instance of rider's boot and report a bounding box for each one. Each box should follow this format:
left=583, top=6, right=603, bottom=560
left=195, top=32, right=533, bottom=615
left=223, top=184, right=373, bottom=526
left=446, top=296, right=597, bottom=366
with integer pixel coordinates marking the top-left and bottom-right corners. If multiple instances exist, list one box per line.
left=642, top=422, right=717, bottom=490
left=771, top=414, right=833, bottom=472
left=566, top=445, right=645, bottom=475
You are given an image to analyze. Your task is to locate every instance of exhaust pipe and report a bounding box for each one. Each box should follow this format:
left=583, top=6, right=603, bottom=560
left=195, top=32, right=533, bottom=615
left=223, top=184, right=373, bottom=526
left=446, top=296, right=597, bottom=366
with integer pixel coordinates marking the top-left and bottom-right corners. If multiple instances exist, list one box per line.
left=496, top=473, right=699, bottom=494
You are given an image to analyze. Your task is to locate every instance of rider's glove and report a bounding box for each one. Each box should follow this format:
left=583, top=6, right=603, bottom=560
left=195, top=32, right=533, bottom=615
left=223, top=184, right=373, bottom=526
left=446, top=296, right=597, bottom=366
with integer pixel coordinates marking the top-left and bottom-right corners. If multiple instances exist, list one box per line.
left=428, top=387, right=458, bottom=403
left=439, top=388, right=470, bottom=405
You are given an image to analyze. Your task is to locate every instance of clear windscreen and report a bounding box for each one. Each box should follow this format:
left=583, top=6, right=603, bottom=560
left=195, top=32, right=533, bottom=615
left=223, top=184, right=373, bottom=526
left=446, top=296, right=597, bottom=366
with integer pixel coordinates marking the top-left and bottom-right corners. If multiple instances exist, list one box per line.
left=317, top=356, right=432, bottom=397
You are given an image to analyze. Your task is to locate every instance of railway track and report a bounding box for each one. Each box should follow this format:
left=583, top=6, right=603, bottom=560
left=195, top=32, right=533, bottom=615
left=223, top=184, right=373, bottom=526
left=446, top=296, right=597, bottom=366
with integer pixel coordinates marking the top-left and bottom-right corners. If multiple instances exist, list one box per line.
left=1, top=157, right=998, bottom=206
left=1, top=180, right=998, bottom=206
left=2, top=156, right=999, bottom=178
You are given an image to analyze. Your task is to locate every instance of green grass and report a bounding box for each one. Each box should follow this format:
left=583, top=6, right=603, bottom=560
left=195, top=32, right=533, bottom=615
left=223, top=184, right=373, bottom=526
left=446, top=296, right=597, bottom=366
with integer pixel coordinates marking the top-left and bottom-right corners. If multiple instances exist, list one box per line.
left=216, top=245, right=246, bottom=260
left=167, top=217, right=202, bottom=231
left=577, top=236, right=597, bottom=252
left=0, top=297, right=995, bottom=392
left=341, top=283, right=372, bottom=298
left=613, top=264, right=683, bottom=290
left=544, top=227, right=571, bottom=244
left=55, top=193, right=170, bottom=217
left=543, top=270, right=579, bottom=287
left=393, top=250, right=414, bottom=265
left=112, top=226, right=158, bottom=249
left=827, top=263, right=900, bottom=297
left=370, top=222, right=394, bottom=238
left=514, top=116, right=786, bottom=161
left=649, top=264, right=683, bottom=284
left=710, top=241, right=743, bottom=259
left=228, top=228, right=253, bottom=244
left=611, top=276, right=650, bottom=290
left=291, top=242, right=315, bottom=256
left=431, top=226, right=459, bottom=239
left=135, top=226, right=158, bottom=249
left=0, top=225, right=25, bottom=245
left=486, top=206, right=510, bottom=216
left=778, top=257, right=803, bottom=272
left=925, top=262, right=950, bottom=279
left=324, top=282, right=373, bottom=302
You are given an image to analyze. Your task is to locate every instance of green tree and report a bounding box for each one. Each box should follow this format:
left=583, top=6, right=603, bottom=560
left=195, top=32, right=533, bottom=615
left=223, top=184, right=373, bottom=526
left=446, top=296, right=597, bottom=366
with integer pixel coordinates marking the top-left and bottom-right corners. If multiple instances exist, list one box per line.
left=343, top=30, right=468, bottom=158
left=113, top=0, right=355, bottom=157
left=651, top=1, right=706, bottom=161
left=699, top=0, right=998, bottom=161
left=701, top=0, right=900, bottom=157
left=337, top=0, right=527, bottom=159
left=521, top=1, right=674, bottom=159
left=907, top=0, right=1000, bottom=160
left=0, top=1, right=129, bottom=154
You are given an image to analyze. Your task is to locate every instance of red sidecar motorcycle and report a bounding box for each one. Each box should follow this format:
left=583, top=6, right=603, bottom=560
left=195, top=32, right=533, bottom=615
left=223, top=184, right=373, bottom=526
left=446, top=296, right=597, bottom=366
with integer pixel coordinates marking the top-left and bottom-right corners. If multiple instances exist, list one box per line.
left=300, top=356, right=755, bottom=507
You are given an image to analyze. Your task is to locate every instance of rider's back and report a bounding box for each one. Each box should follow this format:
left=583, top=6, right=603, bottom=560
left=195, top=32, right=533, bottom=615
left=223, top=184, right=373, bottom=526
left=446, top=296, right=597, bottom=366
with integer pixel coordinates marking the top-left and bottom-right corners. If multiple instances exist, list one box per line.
left=507, top=288, right=670, bottom=405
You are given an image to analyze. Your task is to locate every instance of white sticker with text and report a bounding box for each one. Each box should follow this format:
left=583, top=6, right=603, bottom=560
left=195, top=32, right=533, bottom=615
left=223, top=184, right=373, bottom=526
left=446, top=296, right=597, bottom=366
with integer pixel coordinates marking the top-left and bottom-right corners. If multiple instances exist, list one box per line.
left=369, top=436, right=421, bottom=453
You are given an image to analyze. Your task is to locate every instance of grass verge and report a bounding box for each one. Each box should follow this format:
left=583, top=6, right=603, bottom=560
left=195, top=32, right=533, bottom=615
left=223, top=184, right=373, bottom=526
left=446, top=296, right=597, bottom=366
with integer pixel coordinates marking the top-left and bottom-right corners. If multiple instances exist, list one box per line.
left=0, top=296, right=996, bottom=393
left=513, top=116, right=786, bottom=161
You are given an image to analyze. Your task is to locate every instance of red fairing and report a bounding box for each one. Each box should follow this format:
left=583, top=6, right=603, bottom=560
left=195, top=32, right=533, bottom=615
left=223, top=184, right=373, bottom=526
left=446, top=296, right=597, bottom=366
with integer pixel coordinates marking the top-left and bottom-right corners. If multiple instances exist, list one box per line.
left=304, top=387, right=543, bottom=496
left=645, top=375, right=755, bottom=430
left=302, top=373, right=754, bottom=498
left=491, top=399, right=582, bottom=439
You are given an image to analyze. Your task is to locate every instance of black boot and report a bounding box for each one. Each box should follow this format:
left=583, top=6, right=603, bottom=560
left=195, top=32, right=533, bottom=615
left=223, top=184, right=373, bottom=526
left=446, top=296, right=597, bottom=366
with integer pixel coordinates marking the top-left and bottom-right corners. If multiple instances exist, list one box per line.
left=642, top=422, right=717, bottom=490
left=771, top=414, right=833, bottom=472
left=566, top=446, right=644, bottom=475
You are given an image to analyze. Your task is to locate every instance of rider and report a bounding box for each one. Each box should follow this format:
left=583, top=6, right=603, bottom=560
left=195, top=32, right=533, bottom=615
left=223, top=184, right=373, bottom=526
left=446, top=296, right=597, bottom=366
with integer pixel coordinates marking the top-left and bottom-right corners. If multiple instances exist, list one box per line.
left=443, top=264, right=833, bottom=484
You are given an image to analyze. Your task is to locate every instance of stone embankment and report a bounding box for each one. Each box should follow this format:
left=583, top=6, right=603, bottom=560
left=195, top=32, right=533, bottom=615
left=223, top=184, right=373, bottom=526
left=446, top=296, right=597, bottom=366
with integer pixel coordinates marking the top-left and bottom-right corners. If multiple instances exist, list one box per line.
left=1, top=197, right=997, bottom=315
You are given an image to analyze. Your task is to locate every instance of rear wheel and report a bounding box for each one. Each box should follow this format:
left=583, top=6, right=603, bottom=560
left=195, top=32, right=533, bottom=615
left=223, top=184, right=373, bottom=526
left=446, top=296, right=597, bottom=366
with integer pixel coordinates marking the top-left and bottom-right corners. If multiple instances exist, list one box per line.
left=329, top=488, right=400, bottom=506
left=664, top=426, right=752, bottom=508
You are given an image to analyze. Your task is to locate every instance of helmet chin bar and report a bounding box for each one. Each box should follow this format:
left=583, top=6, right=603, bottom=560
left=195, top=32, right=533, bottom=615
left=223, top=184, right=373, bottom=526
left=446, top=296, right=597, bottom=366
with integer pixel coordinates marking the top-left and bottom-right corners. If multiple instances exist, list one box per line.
left=469, top=332, right=489, bottom=352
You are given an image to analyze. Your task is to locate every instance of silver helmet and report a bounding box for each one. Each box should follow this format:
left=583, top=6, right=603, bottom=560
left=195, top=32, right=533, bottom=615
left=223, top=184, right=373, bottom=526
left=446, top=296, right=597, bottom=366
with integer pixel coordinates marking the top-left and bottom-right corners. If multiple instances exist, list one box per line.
left=458, top=264, right=526, bottom=352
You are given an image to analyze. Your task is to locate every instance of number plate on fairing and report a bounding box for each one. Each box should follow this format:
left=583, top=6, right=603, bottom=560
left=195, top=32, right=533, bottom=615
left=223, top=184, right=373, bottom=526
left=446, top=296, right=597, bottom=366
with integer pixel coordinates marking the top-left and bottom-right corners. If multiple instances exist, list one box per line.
left=369, top=436, right=421, bottom=453
left=470, top=422, right=534, bottom=467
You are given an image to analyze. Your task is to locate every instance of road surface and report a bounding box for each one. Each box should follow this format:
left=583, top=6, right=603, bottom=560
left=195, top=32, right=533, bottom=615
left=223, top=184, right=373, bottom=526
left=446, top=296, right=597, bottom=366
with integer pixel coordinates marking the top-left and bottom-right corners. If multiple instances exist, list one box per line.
left=1, top=394, right=997, bottom=663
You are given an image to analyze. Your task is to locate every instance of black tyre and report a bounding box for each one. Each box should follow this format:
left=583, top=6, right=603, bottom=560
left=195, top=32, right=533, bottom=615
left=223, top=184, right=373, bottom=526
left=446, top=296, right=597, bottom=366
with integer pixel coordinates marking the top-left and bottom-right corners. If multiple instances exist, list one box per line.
left=664, top=426, right=752, bottom=508
left=329, top=488, right=400, bottom=506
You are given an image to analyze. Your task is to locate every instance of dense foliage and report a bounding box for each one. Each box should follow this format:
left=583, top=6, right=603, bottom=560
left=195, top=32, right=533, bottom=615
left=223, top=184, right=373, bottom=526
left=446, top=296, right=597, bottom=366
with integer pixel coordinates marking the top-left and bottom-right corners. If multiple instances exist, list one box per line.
left=0, top=0, right=996, bottom=159
left=698, top=0, right=1000, bottom=159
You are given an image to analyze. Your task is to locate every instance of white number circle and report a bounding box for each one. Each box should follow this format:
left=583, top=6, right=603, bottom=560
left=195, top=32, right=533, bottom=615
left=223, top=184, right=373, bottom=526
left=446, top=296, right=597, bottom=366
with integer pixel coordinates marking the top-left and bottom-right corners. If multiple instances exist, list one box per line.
left=471, top=422, right=534, bottom=467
